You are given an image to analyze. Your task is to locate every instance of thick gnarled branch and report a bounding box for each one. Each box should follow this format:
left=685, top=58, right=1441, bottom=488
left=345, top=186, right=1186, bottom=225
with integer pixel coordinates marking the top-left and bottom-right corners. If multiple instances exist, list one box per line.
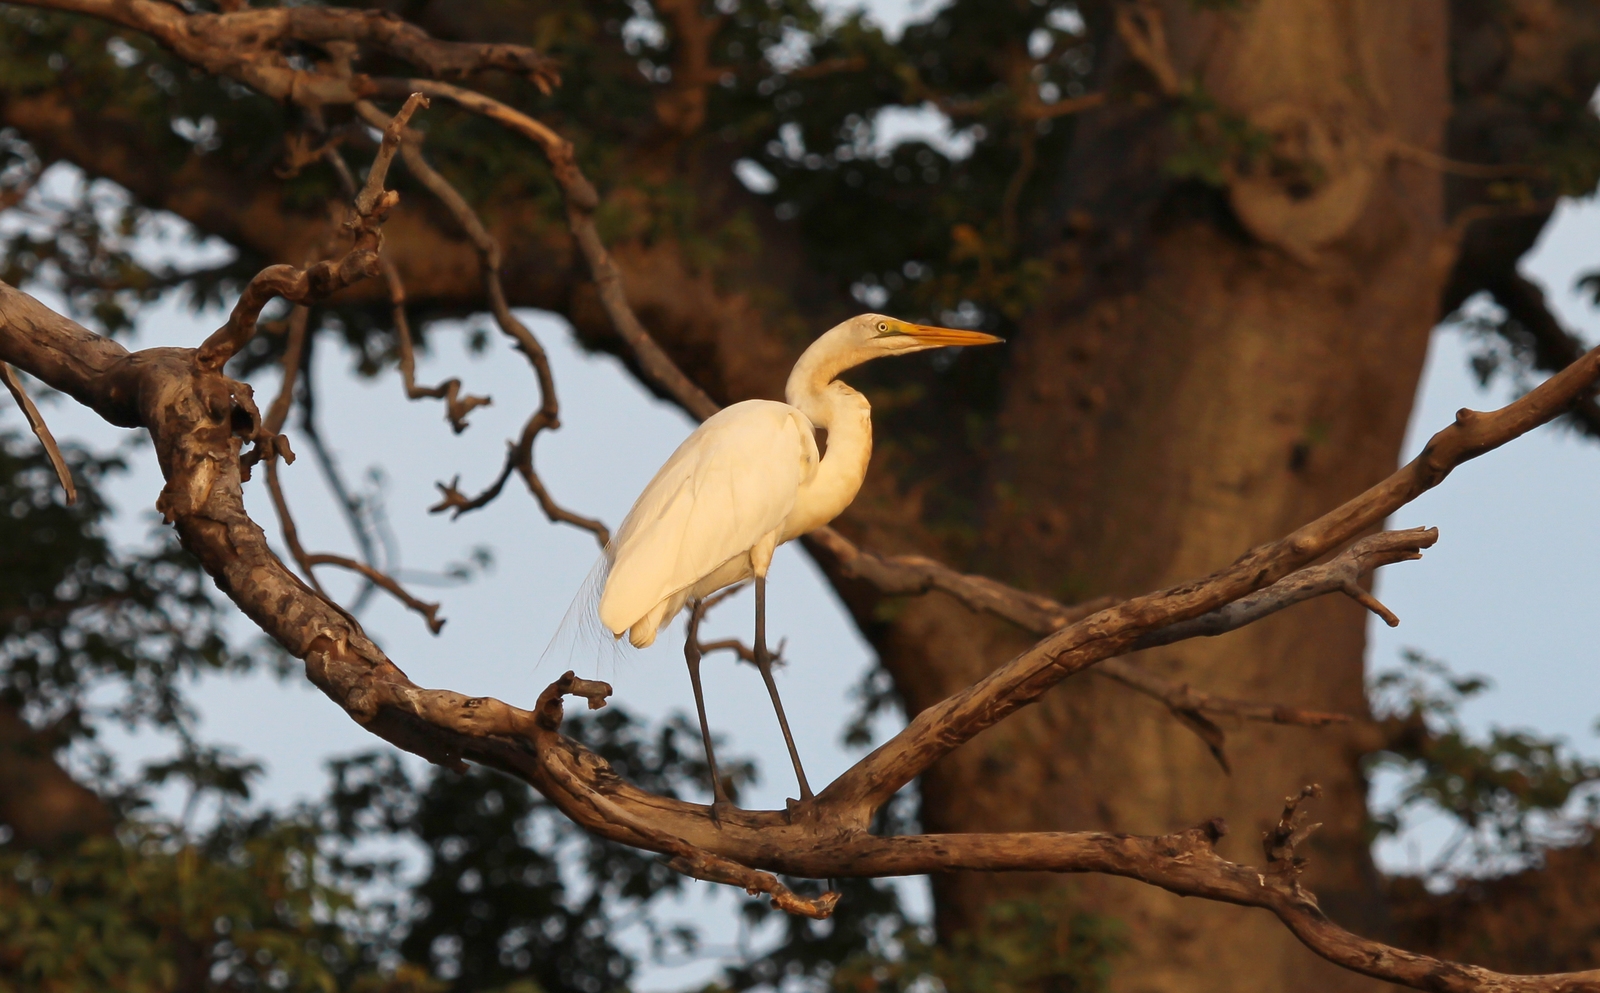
left=8, top=3, right=1600, bottom=988
left=4, top=0, right=559, bottom=100
left=7, top=273, right=1600, bottom=989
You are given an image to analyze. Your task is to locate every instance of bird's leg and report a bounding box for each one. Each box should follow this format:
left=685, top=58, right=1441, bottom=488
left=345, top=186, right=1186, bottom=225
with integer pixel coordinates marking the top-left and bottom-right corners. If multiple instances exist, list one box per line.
left=684, top=601, right=734, bottom=823
left=754, top=576, right=814, bottom=801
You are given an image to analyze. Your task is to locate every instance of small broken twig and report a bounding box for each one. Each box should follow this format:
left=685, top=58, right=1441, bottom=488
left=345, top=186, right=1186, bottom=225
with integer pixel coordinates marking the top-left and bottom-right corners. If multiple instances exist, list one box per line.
left=1262, top=784, right=1323, bottom=879
left=0, top=360, right=75, bottom=503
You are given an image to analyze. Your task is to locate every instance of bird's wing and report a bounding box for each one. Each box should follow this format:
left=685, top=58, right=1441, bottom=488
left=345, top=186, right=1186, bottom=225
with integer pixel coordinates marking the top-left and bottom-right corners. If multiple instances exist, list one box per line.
left=599, top=400, right=817, bottom=635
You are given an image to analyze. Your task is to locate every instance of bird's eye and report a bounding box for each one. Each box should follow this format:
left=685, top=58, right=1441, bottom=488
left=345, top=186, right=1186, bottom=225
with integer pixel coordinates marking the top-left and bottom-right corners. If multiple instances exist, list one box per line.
left=877, top=322, right=888, bottom=332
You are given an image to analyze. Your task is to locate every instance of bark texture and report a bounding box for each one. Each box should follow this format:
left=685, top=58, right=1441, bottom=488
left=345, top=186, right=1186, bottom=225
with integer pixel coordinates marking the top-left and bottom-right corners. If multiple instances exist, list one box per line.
left=831, top=5, right=1449, bottom=990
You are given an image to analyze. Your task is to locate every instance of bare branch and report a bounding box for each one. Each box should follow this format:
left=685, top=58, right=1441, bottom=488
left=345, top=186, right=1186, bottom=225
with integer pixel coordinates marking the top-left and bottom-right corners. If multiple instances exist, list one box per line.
left=697, top=638, right=788, bottom=668
left=1127, top=528, right=1433, bottom=651
left=1094, top=659, right=1351, bottom=773
left=1262, top=784, right=1324, bottom=877
left=805, top=527, right=1111, bottom=633
left=261, top=306, right=309, bottom=436
left=427, top=421, right=611, bottom=546
left=297, top=372, right=383, bottom=598
left=7, top=257, right=1600, bottom=988
left=359, top=78, right=719, bottom=420
left=355, top=93, right=428, bottom=216
left=196, top=93, right=427, bottom=372
left=1021, top=91, right=1107, bottom=120
left=810, top=526, right=1424, bottom=758
left=537, top=669, right=838, bottom=919
left=255, top=305, right=443, bottom=634
left=1074, top=530, right=1430, bottom=767
left=2, top=1, right=560, bottom=94
left=263, top=458, right=327, bottom=599
left=304, top=553, right=444, bottom=634
left=327, top=124, right=494, bottom=436
left=0, top=361, right=75, bottom=503
left=1114, top=1, right=1181, bottom=98
left=808, top=807, right=1600, bottom=993
left=235, top=109, right=447, bottom=636
left=349, top=101, right=607, bottom=545
left=382, top=256, right=490, bottom=433
left=686, top=581, right=778, bottom=666
left=1484, top=270, right=1600, bottom=437
left=825, top=353, right=1595, bottom=809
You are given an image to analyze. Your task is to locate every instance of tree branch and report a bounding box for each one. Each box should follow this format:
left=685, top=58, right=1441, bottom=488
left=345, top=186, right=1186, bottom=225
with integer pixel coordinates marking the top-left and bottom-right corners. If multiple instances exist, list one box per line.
left=1482, top=270, right=1600, bottom=438
left=809, top=525, right=1422, bottom=765
left=359, top=77, right=718, bottom=420
left=823, top=347, right=1600, bottom=812
left=0, top=360, right=75, bottom=503
left=7, top=273, right=1600, bottom=991
left=3, top=0, right=559, bottom=95
left=9, top=5, right=1600, bottom=987
left=348, top=101, right=608, bottom=545
left=197, top=93, right=426, bottom=372
left=382, top=255, right=490, bottom=434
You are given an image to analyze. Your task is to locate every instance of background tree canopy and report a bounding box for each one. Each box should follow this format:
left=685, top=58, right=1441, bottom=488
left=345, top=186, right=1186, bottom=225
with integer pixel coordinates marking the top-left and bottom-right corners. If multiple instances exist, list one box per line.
left=3, top=1, right=1600, bottom=991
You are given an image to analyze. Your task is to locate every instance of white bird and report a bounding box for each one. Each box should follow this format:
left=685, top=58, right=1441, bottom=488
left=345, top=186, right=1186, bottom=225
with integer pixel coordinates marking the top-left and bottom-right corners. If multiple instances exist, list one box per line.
left=596, top=313, right=1002, bottom=809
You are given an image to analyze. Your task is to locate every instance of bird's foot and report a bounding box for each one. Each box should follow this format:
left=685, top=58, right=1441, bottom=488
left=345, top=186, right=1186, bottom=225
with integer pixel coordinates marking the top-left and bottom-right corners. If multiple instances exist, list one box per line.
left=783, top=793, right=816, bottom=823
left=708, top=799, right=738, bottom=829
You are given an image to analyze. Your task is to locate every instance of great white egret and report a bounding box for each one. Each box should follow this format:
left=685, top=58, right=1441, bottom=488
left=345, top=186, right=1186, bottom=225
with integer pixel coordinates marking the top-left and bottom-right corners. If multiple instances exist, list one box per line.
left=597, top=313, right=1003, bottom=809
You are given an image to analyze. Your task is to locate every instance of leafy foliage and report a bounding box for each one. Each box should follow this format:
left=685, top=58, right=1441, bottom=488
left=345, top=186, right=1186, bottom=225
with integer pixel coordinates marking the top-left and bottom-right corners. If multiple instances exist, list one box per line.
left=1367, top=650, right=1600, bottom=882
left=310, top=708, right=761, bottom=993
left=827, top=893, right=1123, bottom=993
left=0, top=818, right=423, bottom=993
left=0, top=426, right=256, bottom=807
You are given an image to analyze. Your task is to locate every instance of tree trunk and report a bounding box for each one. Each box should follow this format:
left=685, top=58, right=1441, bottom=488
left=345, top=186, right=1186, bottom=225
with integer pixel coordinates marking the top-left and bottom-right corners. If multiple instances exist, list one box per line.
left=11, top=0, right=1600, bottom=987
left=834, top=3, right=1452, bottom=989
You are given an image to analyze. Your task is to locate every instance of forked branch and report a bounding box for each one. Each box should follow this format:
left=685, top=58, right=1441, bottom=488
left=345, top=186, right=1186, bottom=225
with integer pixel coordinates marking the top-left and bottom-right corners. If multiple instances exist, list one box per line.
left=5, top=275, right=1600, bottom=989
left=349, top=101, right=608, bottom=545
left=7, top=3, right=1600, bottom=989
left=198, top=93, right=427, bottom=372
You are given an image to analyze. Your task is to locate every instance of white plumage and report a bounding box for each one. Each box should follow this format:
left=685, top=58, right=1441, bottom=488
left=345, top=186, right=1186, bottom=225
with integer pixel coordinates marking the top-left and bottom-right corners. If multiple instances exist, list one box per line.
left=599, top=400, right=818, bottom=648
left=592, top=312, right=1002, bottom=805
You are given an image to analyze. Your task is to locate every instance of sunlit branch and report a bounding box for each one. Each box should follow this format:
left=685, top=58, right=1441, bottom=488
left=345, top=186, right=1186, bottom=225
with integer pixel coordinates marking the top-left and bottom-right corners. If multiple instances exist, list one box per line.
left=0, top=360, right=75, bottom=503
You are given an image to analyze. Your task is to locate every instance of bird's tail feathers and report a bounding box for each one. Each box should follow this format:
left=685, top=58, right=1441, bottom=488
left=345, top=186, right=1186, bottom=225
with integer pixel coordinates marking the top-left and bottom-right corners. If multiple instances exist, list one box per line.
left=539, top=552, right=628, bottom=678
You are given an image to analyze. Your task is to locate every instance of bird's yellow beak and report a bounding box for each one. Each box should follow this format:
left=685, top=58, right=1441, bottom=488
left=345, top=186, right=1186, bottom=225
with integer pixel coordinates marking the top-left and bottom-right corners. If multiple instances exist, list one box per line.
left=908, top=324, right=1005, bottom=347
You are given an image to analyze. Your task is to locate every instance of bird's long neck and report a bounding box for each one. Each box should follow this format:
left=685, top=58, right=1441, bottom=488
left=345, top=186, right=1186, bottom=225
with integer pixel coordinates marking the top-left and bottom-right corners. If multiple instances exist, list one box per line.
left=784, top=343, right=873, bottom=537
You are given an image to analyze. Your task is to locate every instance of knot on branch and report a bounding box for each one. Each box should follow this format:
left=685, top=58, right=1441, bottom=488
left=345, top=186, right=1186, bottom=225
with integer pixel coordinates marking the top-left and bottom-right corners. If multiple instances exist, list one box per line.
left=226, top=378, right=296, bottom=479
left=240, top=432, right=296, bottom=479
left=1262, top=784, right=1323, bottom=878
left=1173, top=817, right=1230, bottom=852
left=535, top=671, right=613, bottom=732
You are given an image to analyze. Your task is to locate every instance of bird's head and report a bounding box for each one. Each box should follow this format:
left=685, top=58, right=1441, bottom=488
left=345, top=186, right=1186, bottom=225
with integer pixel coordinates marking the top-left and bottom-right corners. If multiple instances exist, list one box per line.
left=787, top=313, right=1004, bottom=406
left=844, top=313, right=1005, bottom=357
